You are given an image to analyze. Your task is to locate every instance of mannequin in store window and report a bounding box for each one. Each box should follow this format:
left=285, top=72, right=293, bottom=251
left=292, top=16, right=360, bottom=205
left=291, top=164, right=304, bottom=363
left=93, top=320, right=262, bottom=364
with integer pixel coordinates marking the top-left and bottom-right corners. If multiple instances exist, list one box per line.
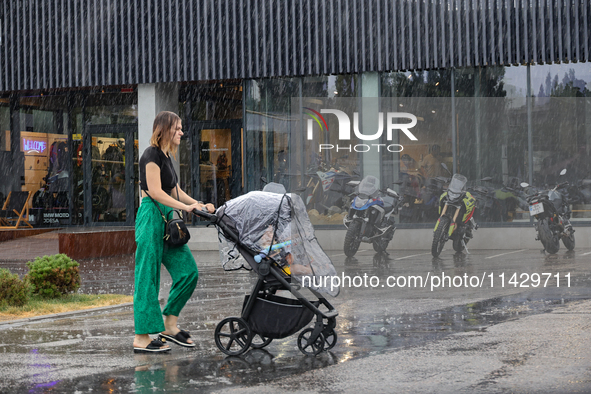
left=420, top=144, right=444, bottom=179
left=216, top=151, right=228, bottom=170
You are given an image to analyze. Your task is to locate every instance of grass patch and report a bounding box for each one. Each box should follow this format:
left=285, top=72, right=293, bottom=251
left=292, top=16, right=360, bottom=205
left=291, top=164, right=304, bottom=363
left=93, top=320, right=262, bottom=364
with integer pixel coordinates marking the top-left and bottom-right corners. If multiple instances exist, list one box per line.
left=0, top=294, right=133, bottom=322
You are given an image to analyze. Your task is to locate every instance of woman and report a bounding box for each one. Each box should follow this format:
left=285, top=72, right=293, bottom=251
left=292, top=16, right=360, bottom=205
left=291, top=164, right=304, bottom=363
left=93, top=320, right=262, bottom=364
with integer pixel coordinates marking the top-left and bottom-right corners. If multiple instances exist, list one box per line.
left=133, top=111, right=215, bottom=353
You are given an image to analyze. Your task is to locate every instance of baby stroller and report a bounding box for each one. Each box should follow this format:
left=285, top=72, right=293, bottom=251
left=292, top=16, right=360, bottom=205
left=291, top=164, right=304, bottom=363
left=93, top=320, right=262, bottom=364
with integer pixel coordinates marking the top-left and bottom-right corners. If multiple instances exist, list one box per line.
left=194, top=187, right=339, bottom=356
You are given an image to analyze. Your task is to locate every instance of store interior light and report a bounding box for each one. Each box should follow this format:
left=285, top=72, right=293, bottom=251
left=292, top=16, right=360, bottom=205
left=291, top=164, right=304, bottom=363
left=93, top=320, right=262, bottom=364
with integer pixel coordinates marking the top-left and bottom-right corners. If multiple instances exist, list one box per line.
left=432, top=110, right=436, bottom=113
left=334, top=91, right=338, bottom=95
left=435, top=82, right=440, bottom=86
left=399, top=103, right=404, bottom=107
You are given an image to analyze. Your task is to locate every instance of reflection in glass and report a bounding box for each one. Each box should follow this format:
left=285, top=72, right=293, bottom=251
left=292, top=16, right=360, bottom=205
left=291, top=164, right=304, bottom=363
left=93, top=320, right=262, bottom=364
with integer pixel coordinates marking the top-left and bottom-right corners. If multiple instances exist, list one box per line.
left=199, top=129, right=232, bottom=207
left=90, top=133, right=126, bottom=223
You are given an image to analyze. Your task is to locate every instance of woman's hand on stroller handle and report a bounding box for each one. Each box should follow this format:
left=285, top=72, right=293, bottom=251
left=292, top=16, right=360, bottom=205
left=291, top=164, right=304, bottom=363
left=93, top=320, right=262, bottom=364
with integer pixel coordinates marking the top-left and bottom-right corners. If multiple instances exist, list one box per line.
left=187, top=201, right=214, bottom=213
left=191, top=205, right=217, bottom=221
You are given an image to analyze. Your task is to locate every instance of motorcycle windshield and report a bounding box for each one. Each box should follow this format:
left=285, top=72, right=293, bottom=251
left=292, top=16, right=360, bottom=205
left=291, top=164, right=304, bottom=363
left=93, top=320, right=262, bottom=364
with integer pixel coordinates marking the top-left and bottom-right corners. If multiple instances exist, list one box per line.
left=358, top=175, right=380, bottom=197
left=447, top=174, right=467, bottom=202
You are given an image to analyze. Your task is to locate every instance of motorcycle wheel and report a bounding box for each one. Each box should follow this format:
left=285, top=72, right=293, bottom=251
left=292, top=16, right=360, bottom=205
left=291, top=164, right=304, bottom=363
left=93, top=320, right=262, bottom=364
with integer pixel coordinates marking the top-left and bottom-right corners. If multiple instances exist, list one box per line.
left=373, top=237, right=390, bottom=253
left=452, top=236, right=464, bottom=253
left=92, top=187, right=110, bottom=211
left=344, top=220, right=362, bottom=257
left=539, top=219, right=560, bottom=254
left=431, top=216, right=451, bottom=257
left=562, top=229, right=575, bottom=251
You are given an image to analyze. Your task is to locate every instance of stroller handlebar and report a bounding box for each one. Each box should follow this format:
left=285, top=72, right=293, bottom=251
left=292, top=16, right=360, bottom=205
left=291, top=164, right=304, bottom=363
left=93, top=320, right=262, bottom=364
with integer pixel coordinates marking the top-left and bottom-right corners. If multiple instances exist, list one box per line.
left=192, top=208, right=217, bottom=223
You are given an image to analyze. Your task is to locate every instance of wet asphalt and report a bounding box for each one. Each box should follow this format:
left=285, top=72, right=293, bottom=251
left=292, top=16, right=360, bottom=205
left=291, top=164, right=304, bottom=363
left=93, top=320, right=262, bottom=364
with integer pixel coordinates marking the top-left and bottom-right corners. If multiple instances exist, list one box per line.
left=0, top=247, right=590, bottom=393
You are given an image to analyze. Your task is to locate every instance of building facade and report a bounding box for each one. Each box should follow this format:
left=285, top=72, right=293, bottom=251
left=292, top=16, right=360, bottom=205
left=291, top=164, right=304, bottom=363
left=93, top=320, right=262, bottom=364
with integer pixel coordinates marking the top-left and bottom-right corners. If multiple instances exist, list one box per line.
left=1, top=0, right=590, bottom=228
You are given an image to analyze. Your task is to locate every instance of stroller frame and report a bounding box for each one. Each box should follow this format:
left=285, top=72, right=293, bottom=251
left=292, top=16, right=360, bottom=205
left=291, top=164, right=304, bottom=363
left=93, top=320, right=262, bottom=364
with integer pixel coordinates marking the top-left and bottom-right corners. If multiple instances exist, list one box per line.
left=195, top=208, right=338, bottom=356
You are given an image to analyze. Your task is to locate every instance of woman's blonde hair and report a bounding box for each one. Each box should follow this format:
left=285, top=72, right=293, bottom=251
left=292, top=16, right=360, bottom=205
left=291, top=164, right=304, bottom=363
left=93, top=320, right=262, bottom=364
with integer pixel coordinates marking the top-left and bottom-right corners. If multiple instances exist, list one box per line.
left=150, top=111, right=181, bottom=158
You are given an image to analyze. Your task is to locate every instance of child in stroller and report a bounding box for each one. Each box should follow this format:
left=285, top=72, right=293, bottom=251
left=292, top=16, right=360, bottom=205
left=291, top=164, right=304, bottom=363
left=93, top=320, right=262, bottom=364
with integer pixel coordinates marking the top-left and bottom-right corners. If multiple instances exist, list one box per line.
left=194, top=190, right=339, bottom=356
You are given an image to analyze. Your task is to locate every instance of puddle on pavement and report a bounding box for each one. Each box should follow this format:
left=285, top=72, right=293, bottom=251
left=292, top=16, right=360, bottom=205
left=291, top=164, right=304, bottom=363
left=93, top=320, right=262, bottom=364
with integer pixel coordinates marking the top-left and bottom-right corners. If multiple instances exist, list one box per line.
left=8, top=293, right=583, bottom=393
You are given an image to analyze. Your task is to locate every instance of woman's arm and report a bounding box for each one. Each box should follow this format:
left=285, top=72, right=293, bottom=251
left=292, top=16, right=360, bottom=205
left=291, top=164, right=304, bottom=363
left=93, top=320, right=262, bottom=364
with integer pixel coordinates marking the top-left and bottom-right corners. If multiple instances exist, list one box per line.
left=173, top=185, right=197, bottom=205
left=145, top=162, right=202, bottom=213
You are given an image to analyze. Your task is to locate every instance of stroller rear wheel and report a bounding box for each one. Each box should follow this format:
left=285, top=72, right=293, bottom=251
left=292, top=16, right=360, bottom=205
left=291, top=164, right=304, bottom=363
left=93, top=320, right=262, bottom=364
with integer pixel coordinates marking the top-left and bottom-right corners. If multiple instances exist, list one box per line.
left=323, top=328, right=337, bottom=350
left=297, top=328, right=325, bottom=356
left=250, top=333, right=273, bottom=349
left=214, top=317, right=252, bottom=356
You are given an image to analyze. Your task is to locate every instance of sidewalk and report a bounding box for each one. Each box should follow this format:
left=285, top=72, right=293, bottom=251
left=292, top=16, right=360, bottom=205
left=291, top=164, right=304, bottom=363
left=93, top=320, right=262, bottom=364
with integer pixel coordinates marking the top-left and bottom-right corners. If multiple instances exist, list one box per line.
left=0, top=230, right=59, bottom=262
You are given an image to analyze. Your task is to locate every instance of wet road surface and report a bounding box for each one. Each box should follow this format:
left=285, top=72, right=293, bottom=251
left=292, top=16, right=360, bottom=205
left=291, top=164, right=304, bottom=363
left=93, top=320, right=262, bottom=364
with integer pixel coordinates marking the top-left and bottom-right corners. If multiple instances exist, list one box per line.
left=1, top=247, right=590, bottom=393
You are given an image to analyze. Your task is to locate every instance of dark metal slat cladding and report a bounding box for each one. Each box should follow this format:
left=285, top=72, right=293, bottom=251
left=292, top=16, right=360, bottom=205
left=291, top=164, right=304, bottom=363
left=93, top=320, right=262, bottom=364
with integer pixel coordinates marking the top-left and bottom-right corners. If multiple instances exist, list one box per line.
left=0, top=0, right=590, bottom=92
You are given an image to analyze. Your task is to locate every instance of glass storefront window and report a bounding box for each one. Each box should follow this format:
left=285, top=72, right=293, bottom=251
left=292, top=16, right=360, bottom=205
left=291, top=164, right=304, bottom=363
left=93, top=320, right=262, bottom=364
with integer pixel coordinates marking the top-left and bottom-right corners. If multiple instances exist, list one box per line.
left=381, top=71, right=454, bottom=225
left=379, top=97, right=452, bottom=224
left=245, top=78, right=300, bottom=192
left=73, top=89, right=138, bottom=225
left=182, top=81, right=244, bottom=211
left=455, top=67, right=529, bottom=224
left=297, top=75, right=360, bottom=225
left=379, top=66, right=534, bottom=226
left=530, top=63, right=591, bottom=221
left=16, top=93, right=70, bottom=226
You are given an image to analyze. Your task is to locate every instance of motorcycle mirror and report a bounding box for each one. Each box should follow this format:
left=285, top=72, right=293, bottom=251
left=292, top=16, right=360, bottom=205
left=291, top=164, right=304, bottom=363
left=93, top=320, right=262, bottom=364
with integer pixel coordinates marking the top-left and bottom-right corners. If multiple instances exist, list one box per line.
left=560, top=169, right=567, bottom=176
left=385, top=188, right=399, bottom=198
left=520, top=182, right=530, bottom=188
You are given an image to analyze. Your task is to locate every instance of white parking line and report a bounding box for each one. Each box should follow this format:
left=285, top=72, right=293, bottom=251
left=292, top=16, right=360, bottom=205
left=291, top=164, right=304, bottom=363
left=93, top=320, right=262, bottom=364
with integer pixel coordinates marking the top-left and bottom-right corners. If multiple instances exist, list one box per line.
left=580, top=251, right=591, bottom=256
left=395, top=252, right=432, bottom=261
left=485, top=249, right=527, bottom=259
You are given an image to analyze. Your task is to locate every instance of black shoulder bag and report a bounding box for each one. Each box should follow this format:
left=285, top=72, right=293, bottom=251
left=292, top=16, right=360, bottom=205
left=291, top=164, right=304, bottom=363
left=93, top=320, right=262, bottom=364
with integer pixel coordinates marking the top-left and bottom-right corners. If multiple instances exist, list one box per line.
left=145, top=181, right=191, bottom=248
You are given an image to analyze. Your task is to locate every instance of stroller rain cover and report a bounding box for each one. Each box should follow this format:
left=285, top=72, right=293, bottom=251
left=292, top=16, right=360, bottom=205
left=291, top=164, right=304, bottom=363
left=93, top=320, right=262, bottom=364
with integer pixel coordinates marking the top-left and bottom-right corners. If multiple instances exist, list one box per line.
left=217, top=191, right=339, bottom=297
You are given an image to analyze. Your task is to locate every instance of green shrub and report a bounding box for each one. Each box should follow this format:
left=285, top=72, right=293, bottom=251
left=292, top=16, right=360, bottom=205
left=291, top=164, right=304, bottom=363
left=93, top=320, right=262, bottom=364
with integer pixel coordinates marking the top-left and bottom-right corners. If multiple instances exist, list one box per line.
left=26, top=254, right=81, bottom=298
left=0, top=268, right=31, bottom=307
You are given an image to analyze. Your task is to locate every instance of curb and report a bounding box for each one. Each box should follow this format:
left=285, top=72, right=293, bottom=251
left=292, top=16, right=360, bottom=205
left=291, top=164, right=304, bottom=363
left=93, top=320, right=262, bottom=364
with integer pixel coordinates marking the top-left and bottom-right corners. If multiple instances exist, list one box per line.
left=0, top=302, right=134, bottom=329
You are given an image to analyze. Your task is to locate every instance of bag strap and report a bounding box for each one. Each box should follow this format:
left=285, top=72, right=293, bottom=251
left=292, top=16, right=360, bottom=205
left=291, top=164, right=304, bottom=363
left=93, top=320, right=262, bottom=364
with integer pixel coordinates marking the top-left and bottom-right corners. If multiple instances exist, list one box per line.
left=144, top=160, right=181, bottom=222
left=144, top=190, right=168, bottom=222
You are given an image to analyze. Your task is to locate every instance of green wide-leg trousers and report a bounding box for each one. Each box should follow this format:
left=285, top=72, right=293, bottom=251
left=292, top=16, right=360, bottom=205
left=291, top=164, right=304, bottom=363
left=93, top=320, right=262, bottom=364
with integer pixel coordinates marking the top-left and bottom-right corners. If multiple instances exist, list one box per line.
left=134, top=197, right=198, bottom=335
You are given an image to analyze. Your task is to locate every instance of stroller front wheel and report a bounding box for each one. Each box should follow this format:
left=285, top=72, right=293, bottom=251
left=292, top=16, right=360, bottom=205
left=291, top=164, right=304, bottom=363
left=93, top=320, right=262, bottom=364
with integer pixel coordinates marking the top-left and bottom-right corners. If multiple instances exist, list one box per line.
left=214, top=317, right=253, bottom=356
left=297, top=328, right=325, bottom=356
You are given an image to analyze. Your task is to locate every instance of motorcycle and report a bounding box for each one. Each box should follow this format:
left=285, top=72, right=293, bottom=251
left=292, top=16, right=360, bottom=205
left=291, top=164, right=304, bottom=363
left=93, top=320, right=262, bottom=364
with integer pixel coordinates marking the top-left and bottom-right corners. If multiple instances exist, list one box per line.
left=32, top=170, right=70, bottom=209
left=297, top=164, right=359, bottom=214
left=343, top=175, right=400, bottom=257
left=431, top=173, right=477, bottom=257
left=521, top=169, right=575, bottom=254
left=398, top=171, right=450, bottom=223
